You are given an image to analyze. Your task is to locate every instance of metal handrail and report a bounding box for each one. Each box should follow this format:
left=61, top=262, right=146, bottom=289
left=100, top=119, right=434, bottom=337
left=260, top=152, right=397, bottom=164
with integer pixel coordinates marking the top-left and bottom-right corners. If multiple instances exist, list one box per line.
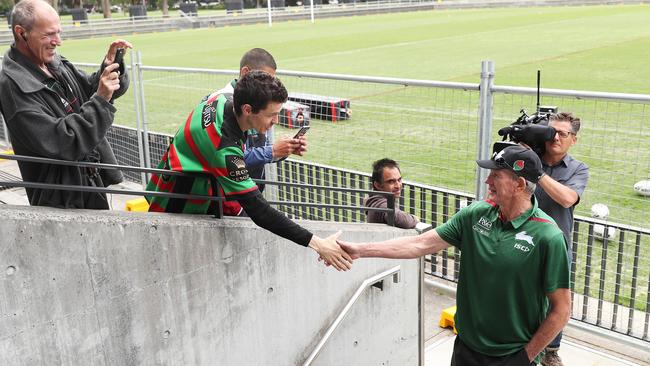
left=0, top=180, right=220, bottom=202
left=302, top=265, right=401, bottom=366
left=0, top=153, right=208, bottom=178
left=0, top=153, right=397, bottom=223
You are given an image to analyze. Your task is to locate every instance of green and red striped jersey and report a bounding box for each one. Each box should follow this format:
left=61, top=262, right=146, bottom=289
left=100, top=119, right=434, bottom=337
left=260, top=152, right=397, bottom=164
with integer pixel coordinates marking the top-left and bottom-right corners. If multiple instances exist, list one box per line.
left=145, top=93, right=258, bottom=215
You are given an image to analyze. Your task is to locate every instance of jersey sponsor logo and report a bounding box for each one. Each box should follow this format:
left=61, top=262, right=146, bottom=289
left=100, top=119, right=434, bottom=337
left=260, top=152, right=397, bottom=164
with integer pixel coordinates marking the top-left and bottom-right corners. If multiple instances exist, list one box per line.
left=201, top=100, right=218, bottom=129
left=226, top=155, right=249, bottom=182
left=515, top=231, right=534, bottom=246
left=472, top=216, right=493, bottom=236
left=514, top=243, right=530, bottom=252
left=514, top=231, right=535, bottom=252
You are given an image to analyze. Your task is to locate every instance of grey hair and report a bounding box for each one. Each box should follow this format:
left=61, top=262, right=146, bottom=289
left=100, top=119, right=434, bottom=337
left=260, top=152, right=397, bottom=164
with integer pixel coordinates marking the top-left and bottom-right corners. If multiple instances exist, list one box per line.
left=11, top=0, right=39, bottom=39
left=506, top=169, right=536, bottom=196
left=524, top=180, right=537, bottom=196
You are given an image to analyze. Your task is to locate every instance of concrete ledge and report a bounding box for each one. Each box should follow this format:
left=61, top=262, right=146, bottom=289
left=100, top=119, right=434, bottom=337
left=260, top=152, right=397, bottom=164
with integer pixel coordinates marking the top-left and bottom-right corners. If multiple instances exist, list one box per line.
left=0, top=205, right=421, bottom=365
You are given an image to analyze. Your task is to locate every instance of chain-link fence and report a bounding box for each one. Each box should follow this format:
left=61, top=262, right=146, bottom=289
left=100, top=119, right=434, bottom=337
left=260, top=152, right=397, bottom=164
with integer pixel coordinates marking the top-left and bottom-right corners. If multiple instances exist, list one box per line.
left=492, top=88, right=650, bottom=228
left=138, top=66, right=647, bottom=231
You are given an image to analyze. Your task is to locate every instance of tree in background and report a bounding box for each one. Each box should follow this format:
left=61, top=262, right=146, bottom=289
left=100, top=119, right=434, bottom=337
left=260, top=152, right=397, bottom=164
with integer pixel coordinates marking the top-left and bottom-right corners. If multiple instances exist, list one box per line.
left=0, top=0, right=15, bottom=15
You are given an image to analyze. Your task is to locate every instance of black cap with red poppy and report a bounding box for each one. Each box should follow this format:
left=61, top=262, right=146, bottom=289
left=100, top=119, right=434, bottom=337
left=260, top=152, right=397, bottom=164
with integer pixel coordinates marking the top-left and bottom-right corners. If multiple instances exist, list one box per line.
left=476, top=144, right=545, bottom=183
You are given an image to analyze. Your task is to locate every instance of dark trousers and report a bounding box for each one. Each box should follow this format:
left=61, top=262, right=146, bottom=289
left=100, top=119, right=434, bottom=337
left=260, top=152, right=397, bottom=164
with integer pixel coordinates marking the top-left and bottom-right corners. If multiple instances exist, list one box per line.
left=451, top=337, right=536, bottom=366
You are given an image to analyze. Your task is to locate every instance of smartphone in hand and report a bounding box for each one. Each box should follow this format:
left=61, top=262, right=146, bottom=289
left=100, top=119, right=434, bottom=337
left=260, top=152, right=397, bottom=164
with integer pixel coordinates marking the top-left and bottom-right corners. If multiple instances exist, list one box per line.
left=114, top=48, right=125, bottom=75
left=293, top=126, right=309, bottom=139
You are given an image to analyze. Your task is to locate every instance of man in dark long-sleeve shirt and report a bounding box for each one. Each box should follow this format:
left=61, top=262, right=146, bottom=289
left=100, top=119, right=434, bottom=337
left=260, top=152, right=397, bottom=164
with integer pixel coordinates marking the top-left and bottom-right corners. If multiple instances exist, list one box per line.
left=0, top=0, right=131, bottom=209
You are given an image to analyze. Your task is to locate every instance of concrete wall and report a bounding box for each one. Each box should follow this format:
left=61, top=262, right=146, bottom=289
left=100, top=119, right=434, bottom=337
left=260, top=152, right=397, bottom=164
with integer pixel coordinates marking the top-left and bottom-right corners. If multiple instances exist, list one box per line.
left=0, top=206, right=421, bottom=366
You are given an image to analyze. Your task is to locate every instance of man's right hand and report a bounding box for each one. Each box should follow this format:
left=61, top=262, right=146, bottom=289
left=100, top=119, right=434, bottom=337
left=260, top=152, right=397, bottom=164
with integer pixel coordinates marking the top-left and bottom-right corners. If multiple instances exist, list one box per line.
left=97, top=63, right=121, bottom=102
left=272, top=137, right=302, bottom=159
left=309, top=231, right=353, bottom=271
left=337, top=240, right=361, bottom=260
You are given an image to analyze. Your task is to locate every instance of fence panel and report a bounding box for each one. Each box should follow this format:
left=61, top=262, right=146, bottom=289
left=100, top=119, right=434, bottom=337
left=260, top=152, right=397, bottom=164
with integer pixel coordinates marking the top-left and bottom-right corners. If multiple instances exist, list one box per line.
left=276, top=72, right=481, bottom=195
left=569, top=217, right=650, bottom=340
left=491, top=91, right=650, bottom=228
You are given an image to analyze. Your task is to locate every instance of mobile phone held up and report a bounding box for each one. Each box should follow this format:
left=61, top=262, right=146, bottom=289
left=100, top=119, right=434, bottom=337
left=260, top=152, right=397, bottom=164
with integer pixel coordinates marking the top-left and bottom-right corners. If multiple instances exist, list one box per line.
left=293, top=126, right=309, bottom=139
left=114, top=48, right=125, bottom=75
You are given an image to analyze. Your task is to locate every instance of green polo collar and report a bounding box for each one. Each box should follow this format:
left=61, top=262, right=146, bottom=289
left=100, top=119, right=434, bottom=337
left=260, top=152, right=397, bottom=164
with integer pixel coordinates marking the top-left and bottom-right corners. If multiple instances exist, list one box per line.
left=508, top=196, right=538, bottom=229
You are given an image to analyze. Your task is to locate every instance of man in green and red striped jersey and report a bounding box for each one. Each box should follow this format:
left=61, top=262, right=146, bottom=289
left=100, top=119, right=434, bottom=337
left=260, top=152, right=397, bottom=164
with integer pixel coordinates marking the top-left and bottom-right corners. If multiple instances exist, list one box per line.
left=146, top=71, right=352, bottom=271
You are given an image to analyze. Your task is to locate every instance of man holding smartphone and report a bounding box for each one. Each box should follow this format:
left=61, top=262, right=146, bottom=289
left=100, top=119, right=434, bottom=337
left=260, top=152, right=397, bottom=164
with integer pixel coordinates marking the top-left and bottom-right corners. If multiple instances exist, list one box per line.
left=215, top=48, right=307, bottom=195
left=0, top=0, right=131, bottom=209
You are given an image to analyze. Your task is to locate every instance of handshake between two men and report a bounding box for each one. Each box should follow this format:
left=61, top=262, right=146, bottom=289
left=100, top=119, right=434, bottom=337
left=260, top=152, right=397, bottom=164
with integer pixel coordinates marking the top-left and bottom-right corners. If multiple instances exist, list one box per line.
left=313, top=231, right=370, bottom=271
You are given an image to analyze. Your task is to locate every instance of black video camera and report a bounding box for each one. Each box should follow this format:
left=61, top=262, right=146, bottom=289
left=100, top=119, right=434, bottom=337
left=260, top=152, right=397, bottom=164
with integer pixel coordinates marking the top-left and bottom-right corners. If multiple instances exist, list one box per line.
left=497, top=106, right=557, bottom=156
left=496, top=71, right=557, bottom=156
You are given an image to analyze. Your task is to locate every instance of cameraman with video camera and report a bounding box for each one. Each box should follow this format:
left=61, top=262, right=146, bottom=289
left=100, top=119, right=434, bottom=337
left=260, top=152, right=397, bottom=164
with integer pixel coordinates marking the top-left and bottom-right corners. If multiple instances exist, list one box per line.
left=499, top=109, right=589, bottom=365
left=535, top=112, right=589, bottom=366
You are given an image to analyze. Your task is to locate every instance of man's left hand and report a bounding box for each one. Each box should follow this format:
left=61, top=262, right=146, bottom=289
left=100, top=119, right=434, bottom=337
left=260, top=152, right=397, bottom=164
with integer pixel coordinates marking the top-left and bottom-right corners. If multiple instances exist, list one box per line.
left=104, top=39, right=133, bottom=67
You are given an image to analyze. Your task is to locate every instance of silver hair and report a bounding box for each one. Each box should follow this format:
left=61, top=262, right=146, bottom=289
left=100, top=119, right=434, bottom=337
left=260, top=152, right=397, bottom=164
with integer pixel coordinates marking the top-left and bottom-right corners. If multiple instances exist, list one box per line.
left=11, top=0, right=48, bottom=40
left=524, top=180, right=536, bottom=196
left=506, top=169, right=536, bottom=196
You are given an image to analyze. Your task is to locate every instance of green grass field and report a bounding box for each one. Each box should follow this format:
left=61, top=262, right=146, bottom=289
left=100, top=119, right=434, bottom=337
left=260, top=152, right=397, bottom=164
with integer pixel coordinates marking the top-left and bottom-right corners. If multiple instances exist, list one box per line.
left=46, top=4, right=650, bottom=94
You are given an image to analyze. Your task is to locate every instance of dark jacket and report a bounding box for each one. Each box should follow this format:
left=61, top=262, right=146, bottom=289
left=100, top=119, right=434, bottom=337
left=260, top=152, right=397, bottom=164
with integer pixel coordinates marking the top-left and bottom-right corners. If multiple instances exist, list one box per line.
left=364, top=193, right=418, bottom=229
left=0, top=45, right=128, bottom=209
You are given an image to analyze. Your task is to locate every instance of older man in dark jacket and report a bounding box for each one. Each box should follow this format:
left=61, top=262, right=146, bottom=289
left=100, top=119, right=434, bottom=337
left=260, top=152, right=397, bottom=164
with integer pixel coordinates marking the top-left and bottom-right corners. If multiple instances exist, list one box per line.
left=0, top=0, right=131, bottom=209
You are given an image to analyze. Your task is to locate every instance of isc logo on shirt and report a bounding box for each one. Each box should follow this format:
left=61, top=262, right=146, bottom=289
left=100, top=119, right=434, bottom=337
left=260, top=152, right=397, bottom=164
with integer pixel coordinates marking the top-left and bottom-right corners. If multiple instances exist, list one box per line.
left=514, top=231, right=535, bottom=252
left=514, top=243, right=530, bottom=252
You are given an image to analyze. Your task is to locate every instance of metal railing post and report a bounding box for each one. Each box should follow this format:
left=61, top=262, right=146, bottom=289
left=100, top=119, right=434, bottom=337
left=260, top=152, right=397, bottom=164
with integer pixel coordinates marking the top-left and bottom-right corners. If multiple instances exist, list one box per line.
left=130, top=50, right=147, bottom=187
left=476, top=60, right=494, bottom=200
left=418, top=257, right=424, bottom=366
left=264, top=126, right=280, bottom=202
left=386, top=194, right=396, bottom=227
left=137, top=51, right=153, bottom=174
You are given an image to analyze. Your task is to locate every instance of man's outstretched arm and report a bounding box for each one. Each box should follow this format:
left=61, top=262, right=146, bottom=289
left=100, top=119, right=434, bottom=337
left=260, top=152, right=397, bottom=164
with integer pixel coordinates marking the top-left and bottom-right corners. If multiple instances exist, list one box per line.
left=338, top=228, right=450, bottom=260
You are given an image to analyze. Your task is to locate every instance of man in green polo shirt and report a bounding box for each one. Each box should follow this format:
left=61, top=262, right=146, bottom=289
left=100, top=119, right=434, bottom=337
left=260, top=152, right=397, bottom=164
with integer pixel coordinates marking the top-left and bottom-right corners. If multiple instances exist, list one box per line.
left=338, top=145, right=570, bottom=365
